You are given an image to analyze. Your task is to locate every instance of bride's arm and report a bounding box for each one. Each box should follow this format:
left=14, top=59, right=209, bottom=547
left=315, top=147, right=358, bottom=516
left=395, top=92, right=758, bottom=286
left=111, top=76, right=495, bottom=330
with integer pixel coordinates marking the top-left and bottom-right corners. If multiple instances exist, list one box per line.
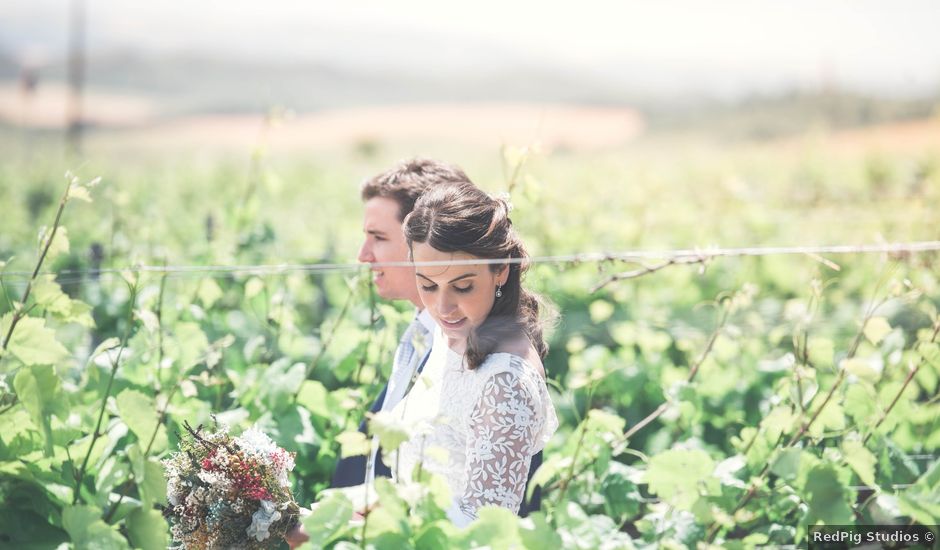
left=448, top=369, right=541, bottom=527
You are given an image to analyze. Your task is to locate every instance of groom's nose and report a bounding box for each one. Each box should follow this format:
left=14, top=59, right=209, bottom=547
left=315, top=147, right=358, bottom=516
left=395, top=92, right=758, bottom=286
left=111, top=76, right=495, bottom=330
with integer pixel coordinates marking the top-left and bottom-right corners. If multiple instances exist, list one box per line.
left=358, top=240, right=374, bottom=263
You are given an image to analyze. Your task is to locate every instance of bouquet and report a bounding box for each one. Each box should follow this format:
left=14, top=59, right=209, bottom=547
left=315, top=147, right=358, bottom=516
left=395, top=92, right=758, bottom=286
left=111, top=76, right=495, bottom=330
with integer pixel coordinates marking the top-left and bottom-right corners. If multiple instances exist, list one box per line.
left=163, top=420, right=300, bottom=549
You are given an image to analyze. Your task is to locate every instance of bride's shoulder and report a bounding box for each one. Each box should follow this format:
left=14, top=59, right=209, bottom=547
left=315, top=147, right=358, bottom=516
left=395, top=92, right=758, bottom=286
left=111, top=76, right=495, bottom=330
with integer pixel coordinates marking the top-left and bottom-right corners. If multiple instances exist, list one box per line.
left=478, top=337, right=545, bottom=380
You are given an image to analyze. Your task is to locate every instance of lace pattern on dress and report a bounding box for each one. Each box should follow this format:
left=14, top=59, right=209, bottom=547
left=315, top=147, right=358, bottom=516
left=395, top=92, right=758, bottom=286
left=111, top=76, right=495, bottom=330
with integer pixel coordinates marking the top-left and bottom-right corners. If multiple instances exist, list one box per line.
left=456, top=359, right=544, bottom=520
left=388, top=349, right=557, bottom=526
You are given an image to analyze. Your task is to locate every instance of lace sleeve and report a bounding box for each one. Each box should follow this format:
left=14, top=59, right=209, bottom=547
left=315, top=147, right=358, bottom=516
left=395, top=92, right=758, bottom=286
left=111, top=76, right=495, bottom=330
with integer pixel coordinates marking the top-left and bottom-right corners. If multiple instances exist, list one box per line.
left=450, top=369, right=541, bottom=525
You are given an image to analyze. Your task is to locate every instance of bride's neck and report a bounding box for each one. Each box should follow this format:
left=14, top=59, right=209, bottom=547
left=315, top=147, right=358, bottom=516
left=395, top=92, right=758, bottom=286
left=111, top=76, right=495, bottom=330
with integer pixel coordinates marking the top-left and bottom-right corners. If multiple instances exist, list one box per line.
left=447, top=336, right=467, bottom=354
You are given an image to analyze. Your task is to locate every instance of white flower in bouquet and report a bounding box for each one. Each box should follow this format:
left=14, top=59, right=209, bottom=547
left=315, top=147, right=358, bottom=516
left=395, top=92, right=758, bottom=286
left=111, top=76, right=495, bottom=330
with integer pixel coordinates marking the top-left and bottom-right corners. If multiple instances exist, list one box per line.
left=246, top=500, right=282, bottom=542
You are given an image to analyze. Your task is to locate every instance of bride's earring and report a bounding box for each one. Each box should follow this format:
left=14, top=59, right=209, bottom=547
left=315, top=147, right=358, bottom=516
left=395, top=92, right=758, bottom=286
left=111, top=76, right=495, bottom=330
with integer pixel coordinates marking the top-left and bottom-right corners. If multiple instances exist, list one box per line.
left=495, top=284, right=503, bottom=299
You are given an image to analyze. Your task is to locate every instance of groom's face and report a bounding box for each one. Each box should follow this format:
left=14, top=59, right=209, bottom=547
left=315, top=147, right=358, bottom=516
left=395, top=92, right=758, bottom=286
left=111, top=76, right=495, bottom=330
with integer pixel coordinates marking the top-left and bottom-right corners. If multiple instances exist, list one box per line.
left=358, top=197, right=419, bottom=305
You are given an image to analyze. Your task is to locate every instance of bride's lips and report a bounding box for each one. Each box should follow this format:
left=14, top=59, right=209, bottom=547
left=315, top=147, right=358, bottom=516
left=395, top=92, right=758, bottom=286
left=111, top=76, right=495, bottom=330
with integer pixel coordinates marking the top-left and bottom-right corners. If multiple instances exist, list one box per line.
left=440, top=317, right=467, bottom=330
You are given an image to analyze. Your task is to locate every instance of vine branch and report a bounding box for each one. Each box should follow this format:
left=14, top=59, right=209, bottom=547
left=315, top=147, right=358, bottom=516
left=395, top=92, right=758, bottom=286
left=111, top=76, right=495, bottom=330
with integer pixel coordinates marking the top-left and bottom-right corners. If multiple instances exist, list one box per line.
left=73, top=277, right=139, bottom=505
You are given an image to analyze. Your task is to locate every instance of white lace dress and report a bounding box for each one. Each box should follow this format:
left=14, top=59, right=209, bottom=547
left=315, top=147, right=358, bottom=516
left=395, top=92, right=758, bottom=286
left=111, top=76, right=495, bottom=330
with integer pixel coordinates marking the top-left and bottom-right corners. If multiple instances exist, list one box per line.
left=387, top=336, right=558, bottom=527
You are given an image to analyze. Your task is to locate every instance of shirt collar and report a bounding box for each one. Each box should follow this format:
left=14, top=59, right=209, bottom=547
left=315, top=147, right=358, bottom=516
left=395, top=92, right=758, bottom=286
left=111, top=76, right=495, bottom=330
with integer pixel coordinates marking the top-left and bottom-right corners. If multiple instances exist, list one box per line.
left=415, top=308, right=437, bottom=342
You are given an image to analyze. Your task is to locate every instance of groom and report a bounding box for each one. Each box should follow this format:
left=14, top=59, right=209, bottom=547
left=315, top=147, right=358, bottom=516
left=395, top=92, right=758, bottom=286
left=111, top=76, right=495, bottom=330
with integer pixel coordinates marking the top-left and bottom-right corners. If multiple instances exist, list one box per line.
left=333, top=158, right=544, bottom=506
left=331, top=158, right=467, bottom=487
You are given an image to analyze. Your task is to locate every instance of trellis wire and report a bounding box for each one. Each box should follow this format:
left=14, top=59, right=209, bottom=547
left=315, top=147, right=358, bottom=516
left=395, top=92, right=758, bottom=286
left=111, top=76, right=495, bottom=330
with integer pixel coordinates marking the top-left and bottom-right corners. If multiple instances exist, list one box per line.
left=1, top=240, right=938, bottom=288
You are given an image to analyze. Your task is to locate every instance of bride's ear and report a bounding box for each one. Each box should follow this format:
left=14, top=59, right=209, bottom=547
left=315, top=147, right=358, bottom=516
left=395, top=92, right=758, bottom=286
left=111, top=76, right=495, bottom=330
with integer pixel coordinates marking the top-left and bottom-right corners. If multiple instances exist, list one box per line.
left=496, top=264, right=510, bottom=285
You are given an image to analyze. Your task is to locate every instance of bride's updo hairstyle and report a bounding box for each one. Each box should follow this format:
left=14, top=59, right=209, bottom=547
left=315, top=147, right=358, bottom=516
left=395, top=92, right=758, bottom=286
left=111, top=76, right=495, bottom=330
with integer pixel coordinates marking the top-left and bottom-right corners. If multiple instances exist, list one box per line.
left=403, top=181, right=551, bottom=370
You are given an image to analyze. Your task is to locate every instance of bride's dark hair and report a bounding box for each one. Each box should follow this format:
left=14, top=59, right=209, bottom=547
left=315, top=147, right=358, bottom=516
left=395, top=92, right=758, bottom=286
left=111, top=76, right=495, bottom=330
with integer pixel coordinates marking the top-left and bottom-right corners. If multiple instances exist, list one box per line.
left=403, top=181, right=552, bottom=370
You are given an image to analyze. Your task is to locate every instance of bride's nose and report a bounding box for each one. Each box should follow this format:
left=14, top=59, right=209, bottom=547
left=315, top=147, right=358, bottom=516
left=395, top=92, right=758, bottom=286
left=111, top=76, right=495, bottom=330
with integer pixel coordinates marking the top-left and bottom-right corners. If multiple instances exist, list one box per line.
left=437, top=292, right=458, bottom=316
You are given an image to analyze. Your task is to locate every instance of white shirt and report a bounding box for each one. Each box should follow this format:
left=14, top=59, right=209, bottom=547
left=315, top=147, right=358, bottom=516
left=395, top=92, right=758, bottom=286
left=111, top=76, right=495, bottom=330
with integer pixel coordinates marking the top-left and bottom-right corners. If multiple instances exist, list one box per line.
left=366, top=308, right=437, bottom=483
left=380, top=309, right=437, bottom=412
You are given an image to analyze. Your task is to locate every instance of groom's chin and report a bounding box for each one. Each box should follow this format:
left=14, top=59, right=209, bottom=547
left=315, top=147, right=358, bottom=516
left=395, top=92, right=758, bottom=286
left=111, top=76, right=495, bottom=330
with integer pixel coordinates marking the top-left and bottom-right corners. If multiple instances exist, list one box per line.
left=372, top=279, right=397, bottom=301
left=371, top=273, right=388, bottom=292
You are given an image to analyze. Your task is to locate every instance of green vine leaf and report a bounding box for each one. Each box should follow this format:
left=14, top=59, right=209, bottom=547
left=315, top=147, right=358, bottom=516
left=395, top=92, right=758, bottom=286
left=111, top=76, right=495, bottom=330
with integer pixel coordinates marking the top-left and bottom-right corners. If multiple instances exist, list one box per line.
left=126, top=507, right=169, bottom=550
left=863, top=317, right=892, bottom=345
left=801, top=463, right=854, bottom=526
left=37, top=226, right=70, bottom=260
left=300, top=492, right=353, bottom=549
left=62, top=505, right=129, bottom=549
left=645, top=449, right=715, bottom=510
left=841, top=438, right=877, bottom=489
left=368, top=410, right=410, bottom=454
left=115, top=389, right=167, bottom=453
left=13, top=364, right=68, bottom=456
left=1, top=313, right=69, bottom=366
left=335, top=430, right=370, bottom=458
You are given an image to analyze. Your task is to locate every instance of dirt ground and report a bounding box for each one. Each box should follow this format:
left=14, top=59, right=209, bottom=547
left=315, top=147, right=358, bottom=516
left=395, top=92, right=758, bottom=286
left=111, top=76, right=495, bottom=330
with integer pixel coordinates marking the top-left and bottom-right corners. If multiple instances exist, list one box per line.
left=0, top=84, right=645, bottom=152
left=3, top=83, right=938, bottom=157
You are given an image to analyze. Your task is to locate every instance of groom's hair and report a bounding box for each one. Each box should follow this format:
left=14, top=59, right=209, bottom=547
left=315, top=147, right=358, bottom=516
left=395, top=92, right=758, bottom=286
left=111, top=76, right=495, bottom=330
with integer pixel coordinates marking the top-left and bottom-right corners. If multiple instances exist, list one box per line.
left=361, top=158, right=472, bottom=221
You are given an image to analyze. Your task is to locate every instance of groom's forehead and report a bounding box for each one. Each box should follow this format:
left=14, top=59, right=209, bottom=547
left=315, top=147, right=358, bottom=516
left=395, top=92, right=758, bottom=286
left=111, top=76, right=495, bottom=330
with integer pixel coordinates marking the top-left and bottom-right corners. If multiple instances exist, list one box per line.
left=363, top=197, right=406, bottom=228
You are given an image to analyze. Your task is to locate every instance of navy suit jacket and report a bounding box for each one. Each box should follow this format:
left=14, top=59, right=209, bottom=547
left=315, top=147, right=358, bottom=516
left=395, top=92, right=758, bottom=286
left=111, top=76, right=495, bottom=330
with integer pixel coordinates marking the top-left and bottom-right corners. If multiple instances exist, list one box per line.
left=329, top=351, right=544, bottom=516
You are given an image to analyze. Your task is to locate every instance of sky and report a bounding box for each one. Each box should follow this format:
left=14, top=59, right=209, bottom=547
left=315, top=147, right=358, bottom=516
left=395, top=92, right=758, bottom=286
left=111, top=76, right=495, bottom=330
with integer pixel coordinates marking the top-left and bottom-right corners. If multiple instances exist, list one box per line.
left=2, top=0, right=940, bottom=98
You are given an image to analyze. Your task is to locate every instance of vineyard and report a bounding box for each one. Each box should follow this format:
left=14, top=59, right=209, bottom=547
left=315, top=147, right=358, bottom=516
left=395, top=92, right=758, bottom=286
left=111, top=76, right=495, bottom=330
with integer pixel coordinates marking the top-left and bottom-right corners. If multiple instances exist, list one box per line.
left=0, top=132, right=938, bottom=549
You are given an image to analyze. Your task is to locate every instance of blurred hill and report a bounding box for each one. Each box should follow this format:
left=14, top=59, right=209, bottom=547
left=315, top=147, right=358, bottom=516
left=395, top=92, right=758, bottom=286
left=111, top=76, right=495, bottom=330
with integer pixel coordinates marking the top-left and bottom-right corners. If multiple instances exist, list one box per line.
left=0, top=48, right=630, bottom=114
left=0, top=47, right=937, bottom=148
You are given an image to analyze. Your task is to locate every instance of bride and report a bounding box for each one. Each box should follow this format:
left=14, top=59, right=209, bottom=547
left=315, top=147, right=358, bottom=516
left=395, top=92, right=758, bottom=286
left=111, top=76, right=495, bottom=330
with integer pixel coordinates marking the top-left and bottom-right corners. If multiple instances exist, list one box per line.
left=394, top=180, right=558, bottom=526
left=289, top=181, right=557, bottom=545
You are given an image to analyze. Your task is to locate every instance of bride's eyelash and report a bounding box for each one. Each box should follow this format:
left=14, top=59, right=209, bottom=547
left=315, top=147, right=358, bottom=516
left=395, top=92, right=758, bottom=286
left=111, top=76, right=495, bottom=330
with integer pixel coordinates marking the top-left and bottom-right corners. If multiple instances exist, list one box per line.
left=420, top=284, right=473, bottom=293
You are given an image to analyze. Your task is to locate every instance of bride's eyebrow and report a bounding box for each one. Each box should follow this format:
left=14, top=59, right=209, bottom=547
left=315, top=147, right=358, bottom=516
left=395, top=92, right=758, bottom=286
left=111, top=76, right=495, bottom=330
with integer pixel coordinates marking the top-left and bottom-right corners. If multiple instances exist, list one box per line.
left=416, top=272, right=477, bottom=284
